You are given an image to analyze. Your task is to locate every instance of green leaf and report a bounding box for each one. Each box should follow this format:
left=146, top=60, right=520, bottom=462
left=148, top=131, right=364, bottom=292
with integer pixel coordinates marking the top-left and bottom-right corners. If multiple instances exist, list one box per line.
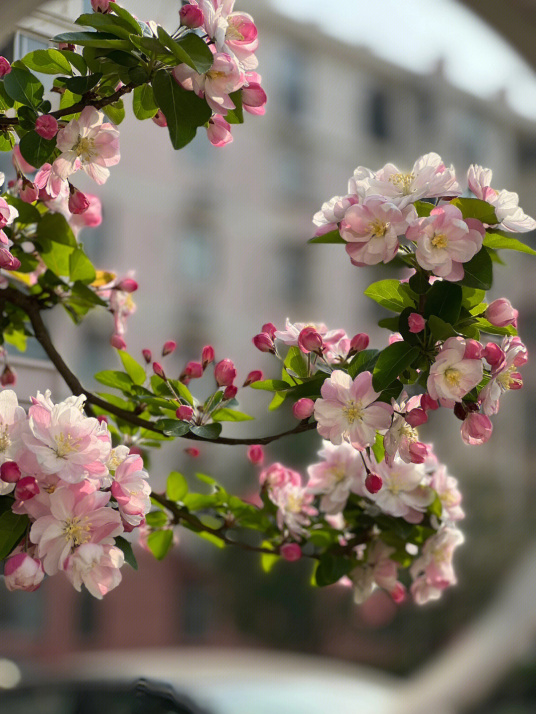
left=197, top=531, right=225, bottom=549
left=372, top=342, right=420, bottom=392
left=118, top=350, right=146, bottom=385
left=190, top=423, right=223, bottom=439
left=457, top=248, right=493, bottom=290
left=314, top=554, right=353, bottom=587
left=250, top=379, right=293, bottom=392
left=0, top=510, right=29, bottom=560
left=41, top=241, right=74, bottom=277
left=451, top=197, right=497, bottom=224
left=474, top=318, right=517, bottom=337
left=69, top=246, right=96, bottom=284
left=408, top=270, right=431, bottom=294
left=0, top=131, right=15, bottom=152
left=211, top=408, right=254, bottom=422
left=152, top=69, right=211, bottom=147
left=63, top=72, right=102, bottom=94
left=75, top=12, right=139, bottom=40
left=5, top=196, right=40, bottom=224
left=461, top=286, right=486, bottom=309
left=94, top=370, right=134, bottom=391
left=3, top=67, right=44, bottom=107
left=4, top=328, right=27, bottom=353
left=347, top=348, right=380, bottom=379
left=145, top=511, right=168, bottom=528
left=0, top=83, right=14, bottom=109
left=52, top=31, right=133, bottom=50
left=483, top=230, right=536, bottom=256
left=132, top=84, right=158, bottom=120
left=111, top=5, right=143, bottom=34
left=428, top=315, right=458, bottom=341
left=371, top=432, right=385, bottom=463
left=428, top=494, right=443, bottom=520
left=225, top=90, right=243, bottom=124
left=166, top=471, right=188, bottom=501
left=284, top=346, right=308, bottom=379
left=414, top=200, right=434, bottom=217
left=173, top=32, right=214, bottom=74
left=308, top=229, right=345, bottom=244
left=261, top=546, right=280, bottom=573
left=364, top=279, right=416, bottom=313
left=71, top=280, right=107, bottom=307
left=38, top=212, right=77, bottom=247
left=269, top=391, right=286, bottom=411
left=21, top=48, right=73, bottom=75
left=60, top=49, right=88, bottom=75
left=423, top=281, right=462, bottom=324
left=147, top=529, right=174, bottom=560
left=155, top=419, right=191, bottom=437
left=377, top=316, right=400, bottom=332
left=103, top=98, right=125, bottom=125
left=168, top=379, right=195, bottom=406
left=18, top=130, right=56, bottom=168
left=114, top=535, right=138, bottom=569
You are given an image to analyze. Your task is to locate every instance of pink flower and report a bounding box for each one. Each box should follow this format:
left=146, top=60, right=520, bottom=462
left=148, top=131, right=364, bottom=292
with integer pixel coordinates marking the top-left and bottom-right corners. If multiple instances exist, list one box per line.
left=68, top=186, right=90, bottom=214
left=298, top=326, right=323, bottom=354
left=312, top=194, right=357, bottom=237
left=0, top=197, right=19, bottom=229
left=0, top=57, right=11, bottom=77
left=69, top=194, right=102, bottom=233
left=206, top=115, right=233, bottom=147
left=427, top=457, right=464, bottom=521
left=91, top=0, right=115, bottom=12
left=214, top=358, right=236, bottom=386
left=314, top=370, right=392, bottom=449
left=243, top=370, right=263, bottom=386
left=407, top=205, right=484, bottom=281
left=410, top=527, right=464, bottom=604
left=111, top=454, right=151, bottom=527
left=280, top=543, right=302, bottom=561
left=242, top=72, right=266, bottom=115
left=485, top=298, right=518, bottom=328
left=252, top=332, right=275, bottom=353
left=275, top=319, right=345, bottom=351
left=34, top=162, right=68, bottom=199
left=173, top=51, right=244, bottom=115
left=461, top=412, right=492, bottom=446
left=307, top=441, right=366, bottom=513
left=270, top=482, right=317, bottom=538
left=35, top=114, right=59, bottom=140
left=370, top=457, right=434, bottom=519
left=408, top=313, right=426, bottom=334
left=4, top=553, right=44, bottom=592
left=54, top=107, right=120, bottom=185
left=351, top=540, right=401, bottom=604
left=64, top=543, right=123, bottom=599
left=176, top=405, right=194, bottom=421
left=247, top=444, right=264, bottom=464
left=179, top=4, right=204, bottom=28
left=340, top=196, right=416, bottom=266
left=467, top=164, right=536, bottom=232
left=152, top=110, right=167, bottom=128
left=259, top=462, right=301, bottom=489
left=350, top=333, right=369, bottom=354
left=293, top=398, right=315, bottom=420
left=427, top=337, right=483, bottom=402
left=480, top=336, right=527, bottom=415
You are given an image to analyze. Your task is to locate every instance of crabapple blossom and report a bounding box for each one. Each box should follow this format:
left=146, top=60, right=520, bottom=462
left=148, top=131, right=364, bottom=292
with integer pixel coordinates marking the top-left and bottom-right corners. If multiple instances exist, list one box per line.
left=307, top=441, right=366, bottom=513
left=214, top=359, right=236, bottom=386
left=4, top=553, right=44, bottom=592
left=35, top=115, right=58, bottom=140
left=0, top=57, right=11, bottom=77
left=0, top=390, right=27, bottom=468
left=467, top=164, right=536, bottom=232
left=207, top=115, right=233, bottom=147
left=111, top=454, right=151, bottom=527
left=64, top=543, right=123, bottom=599
left=426, top=457, right=464, bottom=521
left=314, top=370, right=392, bottom=449
left=384, top=407, right=428, bottom=466
left=259, top=462, right=301, bottom=489
left=275, top=319, right=346, bottom=354
left=350, top=333, right=369, bottom=353
left=242, top=72, right=267, bottom=115
left=173, top=51, right=244, bottom=115
left=247, top=444, right=264, bottom=465
left=312, top=194, right=357, bottom=236
left=485, top=298, right=518, bottom=328
left=351, top=541, right=401, bottom=604
left=293, top=398, right=315, bottom=420
left=427, top=337, right=483, bottom=402
left=408, top=313, right=426, bottom=333
left=269, top=481, right=317, bottom=538
left=460, top=412, right=492, bottom=446
left=369, top=457, right=435, bottom=520
left=480, top=336, right=527, bottom=415
left=410, top=527, right=464, bottom=604
left=34, top=162, right=67, bottom=200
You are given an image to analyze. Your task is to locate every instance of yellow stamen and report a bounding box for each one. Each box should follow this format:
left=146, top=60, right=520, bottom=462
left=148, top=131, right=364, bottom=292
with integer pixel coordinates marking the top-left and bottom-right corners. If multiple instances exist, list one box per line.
left=431, top=233, right=448, bottom=249
left=0, top=424, right=10, bottom=453
left=74, top=136, right=96, bottom=162
left=389, top=172, right=415, bottom=194
left=343, top=400, right=363, bottom=424
left=62, top=516, right=91, bottom=547
left=368, top=219, right=389, bottom=238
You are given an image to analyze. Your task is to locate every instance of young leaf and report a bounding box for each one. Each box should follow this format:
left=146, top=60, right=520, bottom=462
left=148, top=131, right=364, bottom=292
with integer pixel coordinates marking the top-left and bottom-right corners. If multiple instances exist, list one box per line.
left=75, top=12, right=139, bottom=40
left=250, top=379, right=293, bottom=392
left=22, top=48, right=73, bottom=75
left=211, top=408, right=254, bottom=422
left=167, top=471, right=188, bottom=501
left=155, top=419, right=191, bottom=437
left=308, top=229, right=345, bottom=244
left=483, top=231, right=536, bottom=256
left=372, top=342, right=420, bottom=392
left=94, top=370, right=134, bottom=391
left=423, top=281, right=462, bottom=324
left=118, top=350, right=146, bottom=385
left=451, top=197, right=498, bottom=224
left=132, top=84, right=159, bottom=120
left=152, top=69, right=206, bottom=149
left=190, top=423, right=223, bottom=439
left=114, top=535, right=138, bottom=570
left=4, top=67, right=44, bottom=107
left=69, top=246, right=96, bottom=284
left=147, top=529, right=174, bottom=560
left=52, top=31, right=133, bottom=50
left=457, top=248, right=493, bottom=290
left=364, top=279, right=416, bottom=313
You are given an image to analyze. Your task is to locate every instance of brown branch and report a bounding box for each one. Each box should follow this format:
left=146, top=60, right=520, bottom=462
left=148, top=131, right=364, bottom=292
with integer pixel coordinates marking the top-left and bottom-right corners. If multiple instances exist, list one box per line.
left=3, top=287, right=317, bottom=446
left=0, top=82, right=137, bottom=129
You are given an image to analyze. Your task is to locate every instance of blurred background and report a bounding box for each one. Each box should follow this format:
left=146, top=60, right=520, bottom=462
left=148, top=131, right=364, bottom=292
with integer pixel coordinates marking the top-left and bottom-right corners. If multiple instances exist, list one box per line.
left=1, top=1, right=536, bottom=712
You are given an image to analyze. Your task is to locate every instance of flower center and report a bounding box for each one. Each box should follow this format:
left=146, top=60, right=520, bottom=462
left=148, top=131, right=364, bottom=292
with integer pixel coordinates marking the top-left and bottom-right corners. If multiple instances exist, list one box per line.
left=208, top=70, right=227, bottom=81
left=54, top=432, right=79, bottom=459
left=0, top=425, right=10, bottom=453
left=497, top=365, right=518, bottom=390
left=75, top=136, right=96, bottom=162
left=330, top=465, right=347, bottom=483
left=63, top=516, right=91, bottom=547
left=443, top=367, right=461, bottom=387
left=343, top=400, right=363, bottom=424
left=286, top=493, right=303, bottom=513
left=389, top=172, right=414, bottom=194
left=226, top=24, right=244, bottom=41
left=431, top=233, right=448, bottom=249
left=368, top=219, right=389, bottom=238
left=401, top=423, right=417, bottom=442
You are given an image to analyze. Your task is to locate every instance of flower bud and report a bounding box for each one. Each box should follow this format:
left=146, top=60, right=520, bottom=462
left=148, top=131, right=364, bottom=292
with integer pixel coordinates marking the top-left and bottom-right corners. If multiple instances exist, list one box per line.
left=91, top=0, right=115, bottom=12
left=215, top=359, right=236, bottom=387
left=298, top=326, right=323, bottom=354
left=35, top=114, right=59, bottom=140
left=1, top=365, right=16, bottom=387
left=365, top=472, right=382, bottom=494
left=68, top=186, right=90, bottom=215
left=19, top=179, right=38, bottom=204
left=184, top=361, right=203, bottom=379
left=390, top=582, right=407, bottom=604
left=408, top=441, right=428, bottom=463
left=152, top=110, right=167, bottom=127
left=421, top=394, right=439, bottom=411
left=153, top=361, right=166, bottom=380
left=464, top=339, right=483, bottom=360
left=483, top=342, right=505, bottom=369
left=247, top=444, right=264, bottom=465
left=0, top=57, right=11, bottom=78
left=349, top=332, right=370, bottom=353
left=142, top=348, right=152, bottom=364
left=223, top=385, right=238, bottom=400
left=243, top=369, right=263, bottom=387
left=0, top=461, right=21, bottom=483
left=176, top=405, right=194, bottom=421
left=162, top=340, right=177, bottom=357
left=179, top=4, right=204, bottom=28
left=58, top=43, right=76, bottom=51
left=405, top=408, right=428, bottom=427
left=485, top=298, right=518, bottom=328
left=252, top=332, right=275, bottom=353
left=292, top=398, right=315, bottom=420
left=97, top=415, right=108, bottom=424
left=461, top=412, right=493, bottom=446
left=202, top=345, right=215, bottom=369
left=408, top=312, right=426, bottom=334
left=262, top=323, right=277, bottom=339
left=117, top=277, right=138, bottom=293
left=110, top=334, right=126, bottom=350
left=4, top=553, right=44, bottom=592
left=185, top=447, right=200, bottom=458
left=280, top=543, right=302, bottom=562
left=207, top=115, right=233, bottom=148
left=15, top=476, right=39, bottom=501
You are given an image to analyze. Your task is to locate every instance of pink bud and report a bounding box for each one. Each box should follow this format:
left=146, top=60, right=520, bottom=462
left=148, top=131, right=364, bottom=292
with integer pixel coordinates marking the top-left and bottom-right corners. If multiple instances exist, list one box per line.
left=262, top=323, right=277, bottom=339
left=97, top=415, right=108, bottom=424
left=223, top=385, right=238, bottom=400
left=252, top=332, right=275, bottom=353
left=162, top=340, right=177, bottom=357
left=4, top=553, right=44, bottom=592
left=185, top=447, right=200, bottom=458
left=464, top=339, right=483, bottom=360
left=243, top=369, right=263, bottom=387
left=12, top=145, right=36, bottom=174
left=35, top=114, right=59, bottom=140
left=58, top=43, right=76, bottom=51
left=179, top=4, right=204, bottom=28
left=485, top=298, right=518, bottom=328
left=0, top=461, right=21, bottom=483
left=152, top=110, right=167, bottom=127
left=389, top=333, right=403, bottom=345
left=110, top=334, right=126, bottom=350
left=176, top=405, right=194, bottom=421
left=68, top=186, right=90, bottom=215
left=207, top=115, right=233, bottom=148
left=247, top=444, right=264, bottom=465
left=407, top=312, right=426, bottom=334
left=15, top=476, right=39, bottom=501
left=202, top=345, right=215, bottom=369
left=390, top=582, right=407, bottom=604
left=461, top=412, right=493, bottom=446
left=117, top=277, right=138, bottom=293
left=421, top=394, right=439, bottom=411
left=153, top=362, right=166, bottom=380
left=365, top=473, right=382, bottom=494
left=408, top=441, right=428, bottom=463
left=349, top=333, right=370, bottom=353
left=1, top=365, right=16, bottom=386
left=0, top=57, right=11, bottom=78
left=405, top=408, right=428, bottom=427
left=292, top=398, right=315, bottom=420
left=483, top=342, right=505, bottom=369
left=142, top=348, right=152, bottom=364
left=215, top=359, right=236, bottom=387
left=19, top=180, right=38, bottom=204
left=280, top=543, right=302, bottom=562
left=298, top=326, right=323, bottom=354
left=129, top=445, right=143, bottom=456
left=184, top=361, right=203, bottom=379
left=91, top=0, right=115, bottom=12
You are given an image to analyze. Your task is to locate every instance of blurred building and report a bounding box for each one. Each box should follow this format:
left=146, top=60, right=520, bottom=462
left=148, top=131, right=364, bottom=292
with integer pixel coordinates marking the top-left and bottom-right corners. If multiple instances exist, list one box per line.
left=1, top=0, right=536, bottom=676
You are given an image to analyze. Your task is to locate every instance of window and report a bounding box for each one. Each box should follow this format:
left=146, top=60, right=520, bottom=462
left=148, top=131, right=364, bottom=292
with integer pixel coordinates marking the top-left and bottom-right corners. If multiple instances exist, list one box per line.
left=368, top=87, right=391, bottom=141
left=278, top=242, right=310, bottom=305
left=279, top=45, right=308, bottom=118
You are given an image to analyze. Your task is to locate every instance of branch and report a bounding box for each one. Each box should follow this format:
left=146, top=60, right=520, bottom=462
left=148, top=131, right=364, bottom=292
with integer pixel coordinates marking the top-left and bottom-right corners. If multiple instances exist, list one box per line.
left=3, top=287, right=317, bottom=446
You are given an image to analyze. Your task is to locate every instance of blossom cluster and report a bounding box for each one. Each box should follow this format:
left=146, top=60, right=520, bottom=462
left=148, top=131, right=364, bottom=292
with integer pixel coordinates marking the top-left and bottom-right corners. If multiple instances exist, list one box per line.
left=259, top=441, right=464, bottom=606
left=0, top=390, right=150, bottom=598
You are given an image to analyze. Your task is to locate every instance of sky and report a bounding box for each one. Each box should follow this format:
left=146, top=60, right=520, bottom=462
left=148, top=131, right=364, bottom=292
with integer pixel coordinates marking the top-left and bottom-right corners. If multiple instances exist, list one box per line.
left=270, top=0, right=536, bottom=119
